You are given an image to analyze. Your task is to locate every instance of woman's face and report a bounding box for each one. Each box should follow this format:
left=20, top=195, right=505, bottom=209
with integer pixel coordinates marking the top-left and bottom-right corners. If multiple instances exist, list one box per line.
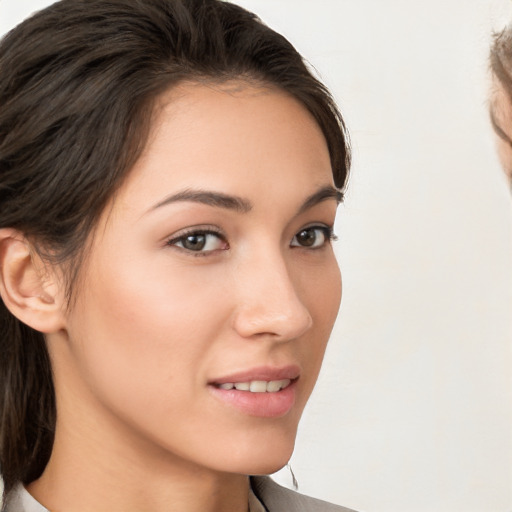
left=50, top=82, right=341, bottom=476
left=492, top=79, right=512, bottom=184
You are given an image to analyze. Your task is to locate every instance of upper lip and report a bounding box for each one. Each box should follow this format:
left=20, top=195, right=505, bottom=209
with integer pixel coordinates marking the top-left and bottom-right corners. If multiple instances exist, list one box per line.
left=209, top=365, right=301, bottom=385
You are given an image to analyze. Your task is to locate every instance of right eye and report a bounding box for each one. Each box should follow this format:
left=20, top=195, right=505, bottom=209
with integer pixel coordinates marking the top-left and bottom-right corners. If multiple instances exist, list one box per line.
left=166, top=230, right=228, bottom=254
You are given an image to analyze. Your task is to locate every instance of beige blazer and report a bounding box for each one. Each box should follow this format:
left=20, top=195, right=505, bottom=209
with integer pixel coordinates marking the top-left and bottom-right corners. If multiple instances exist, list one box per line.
left=251, top=476, right=357, bottom=512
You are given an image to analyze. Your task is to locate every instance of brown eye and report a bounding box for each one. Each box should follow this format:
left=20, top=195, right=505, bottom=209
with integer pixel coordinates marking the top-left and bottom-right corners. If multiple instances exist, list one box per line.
left=182, top=234, right=207, bottom=251
left=290, top=226, right=332, bottom=248
left=169, top=231, right=227, bottom=253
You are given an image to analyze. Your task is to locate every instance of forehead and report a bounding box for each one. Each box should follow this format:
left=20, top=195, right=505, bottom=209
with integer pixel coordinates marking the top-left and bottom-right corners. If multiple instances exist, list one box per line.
left=99, top=80, right=334, bottom=225
left=122, top=81, right=332, bottom=198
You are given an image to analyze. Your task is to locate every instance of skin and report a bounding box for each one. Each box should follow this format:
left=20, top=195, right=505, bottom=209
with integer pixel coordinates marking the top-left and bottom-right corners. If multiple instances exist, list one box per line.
left=491, top=79, right=512, bottom=184
left=26, top=82, right=342, bottom=512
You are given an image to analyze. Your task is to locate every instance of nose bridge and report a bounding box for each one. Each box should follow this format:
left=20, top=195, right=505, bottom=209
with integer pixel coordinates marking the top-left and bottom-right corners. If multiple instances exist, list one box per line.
left=232, top=245, right=313, bottom=340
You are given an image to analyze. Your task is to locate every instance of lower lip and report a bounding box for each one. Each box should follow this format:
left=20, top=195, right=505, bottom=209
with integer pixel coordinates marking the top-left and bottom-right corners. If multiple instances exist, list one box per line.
left=208, top=381, right=297, bottom=418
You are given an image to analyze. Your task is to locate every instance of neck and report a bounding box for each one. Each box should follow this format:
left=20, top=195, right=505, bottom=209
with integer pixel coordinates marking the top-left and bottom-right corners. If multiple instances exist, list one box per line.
left=28, top=367, right=249, bottom=512
left=29, top=425, right=249, bottom=512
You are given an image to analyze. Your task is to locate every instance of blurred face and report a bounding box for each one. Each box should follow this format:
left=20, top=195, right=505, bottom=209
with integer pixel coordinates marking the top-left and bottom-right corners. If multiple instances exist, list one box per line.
left=52, top=82, right=341, bottom=476
left=492, top=79, right=512, bottom=184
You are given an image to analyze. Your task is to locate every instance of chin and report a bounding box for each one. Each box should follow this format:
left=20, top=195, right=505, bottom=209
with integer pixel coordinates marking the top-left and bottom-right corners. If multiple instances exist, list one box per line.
left=246, top=458, right=292, bottom=477
left=219, top=428, right=298, bottom=476
left=229, top=453, right=294, bottom=477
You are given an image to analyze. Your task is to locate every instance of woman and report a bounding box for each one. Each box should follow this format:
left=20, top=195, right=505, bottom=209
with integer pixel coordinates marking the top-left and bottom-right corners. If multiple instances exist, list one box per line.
left=0, top=0, right=353, bottom=510
left=490, top=23, right=512, bottom=187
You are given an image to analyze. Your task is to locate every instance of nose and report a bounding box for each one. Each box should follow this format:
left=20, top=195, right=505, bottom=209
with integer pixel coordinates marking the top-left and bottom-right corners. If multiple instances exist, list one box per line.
left=231, top=252, right=313, bottom=341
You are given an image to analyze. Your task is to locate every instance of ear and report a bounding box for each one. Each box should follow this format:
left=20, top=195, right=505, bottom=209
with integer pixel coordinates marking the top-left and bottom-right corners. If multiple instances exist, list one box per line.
left=0, top=229, right=66, bottom=333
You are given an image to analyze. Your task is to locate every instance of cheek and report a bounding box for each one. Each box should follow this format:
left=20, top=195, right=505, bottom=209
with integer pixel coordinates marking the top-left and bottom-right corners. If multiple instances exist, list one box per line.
left=497, top=137, right=512, bottom=181
left=64, top=253, right=229, bottom=420
left=306, top=256, right=342, bottom=335
left=297, top=256, right=341, bottom=391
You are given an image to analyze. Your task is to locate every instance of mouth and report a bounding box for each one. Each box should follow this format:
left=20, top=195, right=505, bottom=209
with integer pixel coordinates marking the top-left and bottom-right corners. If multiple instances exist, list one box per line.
left=215, top=379, right=292, bottom=393
left=208, top=366, right=300, bottom=418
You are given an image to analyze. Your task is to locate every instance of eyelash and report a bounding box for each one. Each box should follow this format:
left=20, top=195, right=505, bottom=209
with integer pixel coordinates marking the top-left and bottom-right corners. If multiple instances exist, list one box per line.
left=165, top=224, right=337, bottom=257
left=165, top=227, right=227, bottom=257
left=290, top=225, right=337, bottom=249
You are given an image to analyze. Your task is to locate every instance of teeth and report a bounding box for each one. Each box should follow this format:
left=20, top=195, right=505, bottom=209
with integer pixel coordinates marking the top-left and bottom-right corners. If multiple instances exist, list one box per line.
left=266, top=380, right=285, bottom=392
left=218, top=379, right=291, bottom=393
left=250, top=380, right=267, bottom=393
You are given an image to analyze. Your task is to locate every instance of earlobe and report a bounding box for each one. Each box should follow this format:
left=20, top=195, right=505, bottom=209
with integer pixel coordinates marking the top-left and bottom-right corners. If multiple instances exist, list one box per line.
left=0, top=228, right=66, bottom=333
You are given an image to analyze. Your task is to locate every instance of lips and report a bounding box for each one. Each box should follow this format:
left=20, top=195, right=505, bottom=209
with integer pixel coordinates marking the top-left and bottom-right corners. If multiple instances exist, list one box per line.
left=208, top=365, right=300, bottom=417
left=210, top=365, right=300, bottom=386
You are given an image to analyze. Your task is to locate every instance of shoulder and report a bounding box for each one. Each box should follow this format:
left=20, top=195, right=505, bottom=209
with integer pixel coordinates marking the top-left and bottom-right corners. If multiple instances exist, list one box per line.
left=251, top=476, right=357, bottom=512
left=2, top=483, right=49, bottom=512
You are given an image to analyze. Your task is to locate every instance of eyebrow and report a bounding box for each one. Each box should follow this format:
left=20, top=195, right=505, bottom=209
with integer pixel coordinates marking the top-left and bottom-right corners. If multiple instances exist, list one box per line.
left=147, top=184, right=342, bottom=215
left=297, top=185, right=343, bottom=214
left=150, top=189, right=252, bottom=213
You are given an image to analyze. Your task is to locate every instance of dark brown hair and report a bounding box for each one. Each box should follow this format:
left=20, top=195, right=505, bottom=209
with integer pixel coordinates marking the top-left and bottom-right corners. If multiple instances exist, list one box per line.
left=0, top=0, right=350, bottom=500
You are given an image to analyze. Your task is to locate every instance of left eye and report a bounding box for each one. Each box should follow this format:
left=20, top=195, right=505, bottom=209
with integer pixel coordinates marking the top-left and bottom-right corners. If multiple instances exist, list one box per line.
left=169, top=231, right=227, bottom=252
left=290, top=226, right=333, bottom=248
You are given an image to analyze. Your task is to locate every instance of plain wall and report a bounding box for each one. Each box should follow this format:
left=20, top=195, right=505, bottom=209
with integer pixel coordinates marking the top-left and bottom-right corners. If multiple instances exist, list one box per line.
left=1, top=1, right=511, bottom=511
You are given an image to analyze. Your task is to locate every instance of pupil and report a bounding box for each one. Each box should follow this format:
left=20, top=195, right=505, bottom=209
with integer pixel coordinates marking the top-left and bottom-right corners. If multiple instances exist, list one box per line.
left=298, top=229, right=316, bottom=247
left=184, top=234, right=206, bottom=251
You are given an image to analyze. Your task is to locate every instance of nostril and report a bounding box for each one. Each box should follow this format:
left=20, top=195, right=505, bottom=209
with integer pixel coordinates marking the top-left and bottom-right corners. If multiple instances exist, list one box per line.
left=230, top=259, right=314, bottom=340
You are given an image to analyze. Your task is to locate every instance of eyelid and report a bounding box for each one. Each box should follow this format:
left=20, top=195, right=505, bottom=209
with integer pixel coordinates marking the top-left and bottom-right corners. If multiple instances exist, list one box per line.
left=298, top=222, right=336, bottom=238
left=290, top=223, right=337, bottom=248
left=166, top=224, right=223, bottom=239
left=164, top=225, right=228, bottom=255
